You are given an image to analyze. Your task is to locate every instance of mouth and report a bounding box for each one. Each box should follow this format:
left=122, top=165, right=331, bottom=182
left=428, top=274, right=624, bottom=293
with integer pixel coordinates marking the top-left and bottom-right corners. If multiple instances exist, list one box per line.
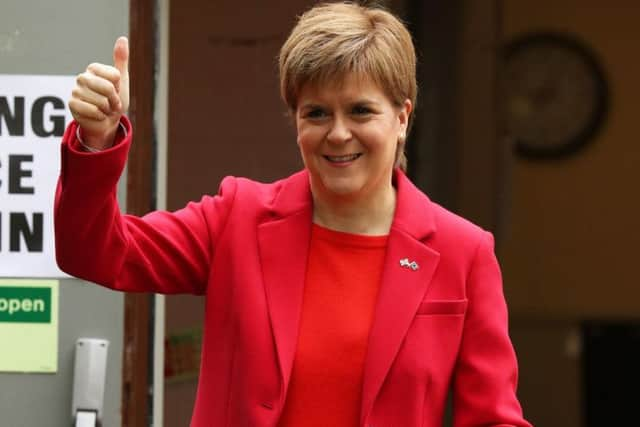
left=323, top=153, right=362, bottom=163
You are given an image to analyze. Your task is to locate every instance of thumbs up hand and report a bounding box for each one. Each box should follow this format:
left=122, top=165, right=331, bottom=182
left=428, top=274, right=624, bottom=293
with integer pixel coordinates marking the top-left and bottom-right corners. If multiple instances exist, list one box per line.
left=69, top=36, right=130, bottom=150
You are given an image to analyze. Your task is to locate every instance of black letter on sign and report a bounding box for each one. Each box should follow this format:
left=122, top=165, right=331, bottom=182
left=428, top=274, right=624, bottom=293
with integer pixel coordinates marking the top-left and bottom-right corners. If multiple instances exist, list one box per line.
left=10, top=212, right=43, bottom=252
left=9, top=155, right=34, bottom=194
left=32, top=96, right=65, bottom=137
left=0, top=96, right=25, bottom=136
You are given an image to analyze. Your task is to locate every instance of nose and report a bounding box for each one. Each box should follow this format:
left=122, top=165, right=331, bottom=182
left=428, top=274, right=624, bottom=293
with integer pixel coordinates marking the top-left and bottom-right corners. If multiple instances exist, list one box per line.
left=326, top=114, right=351, bottom=144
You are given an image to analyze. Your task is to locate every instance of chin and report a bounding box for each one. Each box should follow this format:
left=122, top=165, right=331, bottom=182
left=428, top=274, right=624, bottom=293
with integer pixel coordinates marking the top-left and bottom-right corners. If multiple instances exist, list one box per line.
left=320, top=177, right=364, bottom=198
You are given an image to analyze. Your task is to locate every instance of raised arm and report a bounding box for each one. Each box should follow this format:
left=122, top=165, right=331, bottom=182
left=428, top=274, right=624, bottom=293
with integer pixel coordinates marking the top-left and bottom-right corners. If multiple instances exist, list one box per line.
left=55, top=38, right=236, bottom=295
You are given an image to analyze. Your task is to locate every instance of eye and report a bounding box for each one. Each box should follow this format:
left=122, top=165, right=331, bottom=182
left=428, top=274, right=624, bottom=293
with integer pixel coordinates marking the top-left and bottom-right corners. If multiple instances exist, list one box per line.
left=304, top=108, right=327, bottom=119
left=351, top=104, right=373, bottom=116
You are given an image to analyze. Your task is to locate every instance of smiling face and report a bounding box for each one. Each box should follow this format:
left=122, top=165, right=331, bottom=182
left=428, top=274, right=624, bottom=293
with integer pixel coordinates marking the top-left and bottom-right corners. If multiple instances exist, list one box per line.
left=295, top=74, right=411, bottom=204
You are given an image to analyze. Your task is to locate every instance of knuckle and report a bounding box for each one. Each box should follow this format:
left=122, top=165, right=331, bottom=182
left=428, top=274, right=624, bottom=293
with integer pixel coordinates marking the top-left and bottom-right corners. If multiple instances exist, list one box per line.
left=89, top=105, right=103, bottom=118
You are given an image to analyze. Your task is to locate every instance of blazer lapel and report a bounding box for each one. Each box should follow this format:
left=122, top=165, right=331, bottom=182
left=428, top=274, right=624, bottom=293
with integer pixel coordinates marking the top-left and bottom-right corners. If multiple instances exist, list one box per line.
left=257, top=171, right=313, bottom=404
left=360, top=171, right=441, bottom=424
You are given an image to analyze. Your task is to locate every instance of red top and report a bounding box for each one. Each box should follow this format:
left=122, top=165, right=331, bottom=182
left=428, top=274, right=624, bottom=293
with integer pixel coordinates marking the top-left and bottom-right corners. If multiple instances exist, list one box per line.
left=277, top=224, right=388, bottom=427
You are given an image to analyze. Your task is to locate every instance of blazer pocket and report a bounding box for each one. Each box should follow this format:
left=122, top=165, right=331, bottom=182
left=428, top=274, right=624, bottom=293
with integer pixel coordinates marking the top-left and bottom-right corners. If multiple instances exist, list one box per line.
left=416, top=299, right=468, bottom=316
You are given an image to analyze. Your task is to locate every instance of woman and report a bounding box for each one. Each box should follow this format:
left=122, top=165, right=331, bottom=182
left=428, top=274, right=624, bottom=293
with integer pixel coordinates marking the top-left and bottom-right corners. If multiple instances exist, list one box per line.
left=57, top=2, right=531, bottom=426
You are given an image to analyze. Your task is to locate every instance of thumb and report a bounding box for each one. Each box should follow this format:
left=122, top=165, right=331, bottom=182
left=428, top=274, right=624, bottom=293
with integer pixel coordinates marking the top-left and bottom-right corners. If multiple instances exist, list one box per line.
left=113, top=36, right=129, bottom=76
left=113, top=36, right=130, bottom=111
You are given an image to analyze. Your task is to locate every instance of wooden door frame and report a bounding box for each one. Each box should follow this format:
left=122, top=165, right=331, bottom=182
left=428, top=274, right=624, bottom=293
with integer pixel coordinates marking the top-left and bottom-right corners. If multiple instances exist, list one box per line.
left=123, top=0, right=156, bottom=425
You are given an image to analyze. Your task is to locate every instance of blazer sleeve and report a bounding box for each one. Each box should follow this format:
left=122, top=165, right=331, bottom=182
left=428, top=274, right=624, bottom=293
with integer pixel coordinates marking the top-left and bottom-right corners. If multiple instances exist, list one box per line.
left=54, top=117, right=236, bottom=295
left=452, top=231, right=532, bottom=427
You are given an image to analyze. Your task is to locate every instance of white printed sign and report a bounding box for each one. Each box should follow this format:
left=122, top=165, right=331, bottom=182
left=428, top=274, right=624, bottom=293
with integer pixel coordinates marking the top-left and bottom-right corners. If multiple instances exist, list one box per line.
left=0, top=75, right=75, bottom=277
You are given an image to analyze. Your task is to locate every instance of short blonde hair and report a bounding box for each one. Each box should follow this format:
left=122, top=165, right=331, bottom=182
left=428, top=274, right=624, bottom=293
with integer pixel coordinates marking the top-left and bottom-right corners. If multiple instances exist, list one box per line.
left=278, top=2, right=417, bottom=171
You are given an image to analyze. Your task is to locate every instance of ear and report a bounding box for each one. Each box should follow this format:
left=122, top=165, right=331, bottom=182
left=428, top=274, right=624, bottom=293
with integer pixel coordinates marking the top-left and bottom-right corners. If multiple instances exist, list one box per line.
left=293, top=109, right=302, bottom=147
left=398, top=99, right=412, bottom=133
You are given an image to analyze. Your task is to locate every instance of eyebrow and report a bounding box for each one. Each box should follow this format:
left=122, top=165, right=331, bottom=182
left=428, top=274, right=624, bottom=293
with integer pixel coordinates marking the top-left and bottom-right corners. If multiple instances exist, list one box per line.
left=299, top=103, right=325, bottom=111
left=349, top=99, right=379, bottom=107
left=299, top=98, right=380, bottom=110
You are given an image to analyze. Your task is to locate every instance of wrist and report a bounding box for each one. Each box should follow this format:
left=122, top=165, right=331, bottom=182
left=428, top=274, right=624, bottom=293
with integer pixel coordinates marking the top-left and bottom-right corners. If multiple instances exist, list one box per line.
left=77, top=122, right=127, bottom=152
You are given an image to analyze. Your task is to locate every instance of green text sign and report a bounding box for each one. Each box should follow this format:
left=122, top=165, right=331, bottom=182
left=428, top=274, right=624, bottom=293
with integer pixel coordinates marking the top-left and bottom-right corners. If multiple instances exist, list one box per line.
left=0, top=287, right=51, bottom=323
left=0, top=280, right=58, bottom=373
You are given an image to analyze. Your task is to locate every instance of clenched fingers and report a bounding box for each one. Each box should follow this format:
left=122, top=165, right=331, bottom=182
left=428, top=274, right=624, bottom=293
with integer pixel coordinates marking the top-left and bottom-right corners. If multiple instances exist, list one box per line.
left=68, top=97, right=107, bottom=121
left=72, top=86, right=111, bottom=115
left=76, top=69, right=121, bottom=112
left=87, top=63, right=122, bottom=91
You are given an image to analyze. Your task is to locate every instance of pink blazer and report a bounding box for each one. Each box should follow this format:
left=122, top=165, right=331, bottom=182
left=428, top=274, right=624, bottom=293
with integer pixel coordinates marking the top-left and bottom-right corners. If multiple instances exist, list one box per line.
left=55, top=118, right=531, bottom=427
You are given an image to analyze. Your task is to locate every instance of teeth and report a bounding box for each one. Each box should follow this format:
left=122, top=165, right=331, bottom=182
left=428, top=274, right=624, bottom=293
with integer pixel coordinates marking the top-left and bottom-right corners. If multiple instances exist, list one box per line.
left=326, top=154, right=360, bottom=162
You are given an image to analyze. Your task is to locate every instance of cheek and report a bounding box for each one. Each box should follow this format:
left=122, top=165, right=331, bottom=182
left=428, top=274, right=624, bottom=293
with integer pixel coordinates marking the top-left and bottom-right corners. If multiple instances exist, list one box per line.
left=295, top=134, right=316, bottom=164
left=296, top=126, right=322, bottom=149
left=296, top=132, right=308, bottom=151
left=362, top=129, right=397, bottom=156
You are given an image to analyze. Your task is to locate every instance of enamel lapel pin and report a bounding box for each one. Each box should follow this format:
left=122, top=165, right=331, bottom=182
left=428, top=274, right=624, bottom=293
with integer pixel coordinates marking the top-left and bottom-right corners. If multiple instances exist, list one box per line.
left=399, top=258, right=419, bottom=271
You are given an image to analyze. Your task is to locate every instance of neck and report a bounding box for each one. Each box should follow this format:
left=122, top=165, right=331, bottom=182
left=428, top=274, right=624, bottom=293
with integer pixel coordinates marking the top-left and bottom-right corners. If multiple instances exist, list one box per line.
left=311, top=181, right=396, bottom=236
